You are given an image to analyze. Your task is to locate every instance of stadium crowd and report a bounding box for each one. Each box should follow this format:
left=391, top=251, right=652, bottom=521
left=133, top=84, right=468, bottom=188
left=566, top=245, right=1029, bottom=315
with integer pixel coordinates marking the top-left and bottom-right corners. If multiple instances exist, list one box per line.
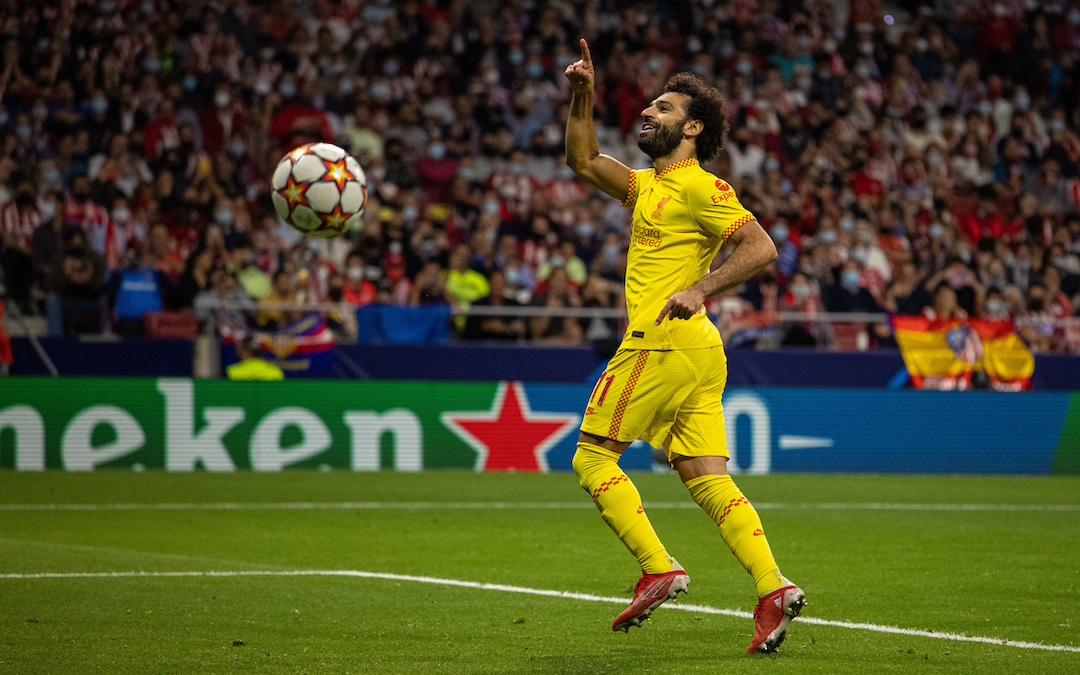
left=2, top=0, right=1080, bottom=352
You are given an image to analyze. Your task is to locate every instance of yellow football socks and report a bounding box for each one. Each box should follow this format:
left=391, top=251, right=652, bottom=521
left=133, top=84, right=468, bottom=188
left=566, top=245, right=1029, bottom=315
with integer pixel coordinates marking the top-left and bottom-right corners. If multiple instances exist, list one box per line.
left=572, top=442, right=672, bottom=574
left=684, top=474, right=783, bottom=597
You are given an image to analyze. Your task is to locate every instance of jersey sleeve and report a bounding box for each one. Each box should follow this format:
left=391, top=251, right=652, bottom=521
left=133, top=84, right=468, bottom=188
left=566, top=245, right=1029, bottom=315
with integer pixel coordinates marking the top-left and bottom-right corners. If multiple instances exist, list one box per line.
left=687, top=174, right=756, bottom=243
left=621, top=169, right=649, bottom=209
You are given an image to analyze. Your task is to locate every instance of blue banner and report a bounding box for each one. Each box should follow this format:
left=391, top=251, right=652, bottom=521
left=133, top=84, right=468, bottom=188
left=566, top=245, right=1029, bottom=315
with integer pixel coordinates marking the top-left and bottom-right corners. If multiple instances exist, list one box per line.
left=521, top=384, right=1072, bottom=475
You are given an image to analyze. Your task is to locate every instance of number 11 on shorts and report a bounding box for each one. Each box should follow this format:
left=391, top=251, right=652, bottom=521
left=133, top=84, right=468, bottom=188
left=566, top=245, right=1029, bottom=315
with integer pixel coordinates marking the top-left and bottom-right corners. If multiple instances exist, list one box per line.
left=591, top=373, right=616, bottom=407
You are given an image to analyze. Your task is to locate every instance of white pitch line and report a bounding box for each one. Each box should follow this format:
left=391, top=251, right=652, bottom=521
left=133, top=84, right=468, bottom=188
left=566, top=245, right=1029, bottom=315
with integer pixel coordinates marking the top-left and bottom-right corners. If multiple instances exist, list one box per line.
left=0, top=501, right=1077, bottom=512
left=0, top=569, right=1076, bottom=654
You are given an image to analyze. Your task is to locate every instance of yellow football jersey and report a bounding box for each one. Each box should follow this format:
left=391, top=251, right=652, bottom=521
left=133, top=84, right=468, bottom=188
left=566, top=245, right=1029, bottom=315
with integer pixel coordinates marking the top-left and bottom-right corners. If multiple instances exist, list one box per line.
left=619, top=158, right=755, bottom=350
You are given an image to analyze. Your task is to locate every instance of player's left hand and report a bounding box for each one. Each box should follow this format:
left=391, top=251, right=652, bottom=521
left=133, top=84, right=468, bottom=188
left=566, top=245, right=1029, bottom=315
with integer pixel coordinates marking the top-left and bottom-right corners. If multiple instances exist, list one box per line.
left=655, top=288, right=706, bottom=325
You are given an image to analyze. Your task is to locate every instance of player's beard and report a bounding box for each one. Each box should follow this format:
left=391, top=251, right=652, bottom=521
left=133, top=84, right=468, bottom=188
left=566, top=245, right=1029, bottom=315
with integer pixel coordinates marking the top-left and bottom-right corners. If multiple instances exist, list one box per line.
left=638, top=116, right=687, bottom=160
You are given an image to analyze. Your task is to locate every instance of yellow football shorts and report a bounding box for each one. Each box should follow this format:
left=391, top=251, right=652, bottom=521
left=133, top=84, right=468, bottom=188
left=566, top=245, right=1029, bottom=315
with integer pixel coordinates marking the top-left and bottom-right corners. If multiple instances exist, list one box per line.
left=579, top=345, right=729, bottom=461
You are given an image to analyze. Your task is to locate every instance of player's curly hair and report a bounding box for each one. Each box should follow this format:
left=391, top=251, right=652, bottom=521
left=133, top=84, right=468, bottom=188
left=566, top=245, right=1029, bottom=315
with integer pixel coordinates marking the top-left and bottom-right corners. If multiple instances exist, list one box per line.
left=662, top=73, right=730, bottom=162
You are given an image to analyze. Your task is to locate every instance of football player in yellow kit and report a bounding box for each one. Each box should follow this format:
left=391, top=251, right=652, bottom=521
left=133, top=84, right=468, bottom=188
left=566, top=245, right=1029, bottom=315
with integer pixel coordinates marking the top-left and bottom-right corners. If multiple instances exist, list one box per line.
left=564, top=39, right=806, bottom=653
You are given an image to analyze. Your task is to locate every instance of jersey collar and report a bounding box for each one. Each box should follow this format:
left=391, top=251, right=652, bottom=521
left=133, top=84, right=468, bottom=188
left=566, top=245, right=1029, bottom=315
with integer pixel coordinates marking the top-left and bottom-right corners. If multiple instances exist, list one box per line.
left=655, top=157, right=698, bottom=180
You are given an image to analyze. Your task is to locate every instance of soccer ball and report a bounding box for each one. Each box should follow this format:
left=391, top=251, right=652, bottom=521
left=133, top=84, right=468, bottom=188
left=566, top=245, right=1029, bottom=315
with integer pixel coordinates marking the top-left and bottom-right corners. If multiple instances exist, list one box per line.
left=271, top=142, right=368, bottom=238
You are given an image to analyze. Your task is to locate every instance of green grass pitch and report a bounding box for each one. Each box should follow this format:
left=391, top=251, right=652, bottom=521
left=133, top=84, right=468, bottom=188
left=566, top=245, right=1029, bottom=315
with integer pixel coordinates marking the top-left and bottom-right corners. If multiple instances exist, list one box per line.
left=0, top=470, right=1078, bottom=674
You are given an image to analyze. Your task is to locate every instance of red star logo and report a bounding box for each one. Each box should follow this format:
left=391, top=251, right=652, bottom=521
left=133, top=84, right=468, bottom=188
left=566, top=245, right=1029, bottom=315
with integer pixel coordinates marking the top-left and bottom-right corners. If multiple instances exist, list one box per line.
left=442, top=382, right=580, bottom=472
left=322, top=158, right=350, bottom=191
left=281, top=174, right=309, bottom=209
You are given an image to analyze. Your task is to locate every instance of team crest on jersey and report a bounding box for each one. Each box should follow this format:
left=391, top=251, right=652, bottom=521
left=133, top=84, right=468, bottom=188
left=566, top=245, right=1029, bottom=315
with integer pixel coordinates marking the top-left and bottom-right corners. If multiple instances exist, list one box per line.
left=652, top=196, right=672, bottom=219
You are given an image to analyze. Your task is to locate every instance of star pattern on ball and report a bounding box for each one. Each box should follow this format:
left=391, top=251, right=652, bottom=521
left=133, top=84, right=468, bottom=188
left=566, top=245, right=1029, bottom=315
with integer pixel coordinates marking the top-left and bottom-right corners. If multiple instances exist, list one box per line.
left=281, top=174, right=309, bottom=209
left=288, top=144, right=311, bottom=163
left=322, top=204, right=348, bottom=231
left=321, top=158, right=351, bottom=191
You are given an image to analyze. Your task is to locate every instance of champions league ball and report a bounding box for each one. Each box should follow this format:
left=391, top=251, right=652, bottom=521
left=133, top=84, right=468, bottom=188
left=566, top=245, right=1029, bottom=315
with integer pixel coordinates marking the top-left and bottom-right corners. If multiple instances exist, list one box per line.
left=271, top=142, right=368, bottom=238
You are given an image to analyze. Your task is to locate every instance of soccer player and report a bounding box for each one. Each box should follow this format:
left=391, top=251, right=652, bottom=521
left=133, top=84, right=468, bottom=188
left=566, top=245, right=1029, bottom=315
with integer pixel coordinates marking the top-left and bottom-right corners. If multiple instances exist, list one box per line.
left=564, top=39, right=806, bottom=653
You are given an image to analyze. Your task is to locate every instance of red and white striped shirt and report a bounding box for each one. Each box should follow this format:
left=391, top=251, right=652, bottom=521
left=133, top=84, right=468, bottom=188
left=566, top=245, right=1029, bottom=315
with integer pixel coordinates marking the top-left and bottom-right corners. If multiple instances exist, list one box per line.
left=0, top=200, right=40, bottom=250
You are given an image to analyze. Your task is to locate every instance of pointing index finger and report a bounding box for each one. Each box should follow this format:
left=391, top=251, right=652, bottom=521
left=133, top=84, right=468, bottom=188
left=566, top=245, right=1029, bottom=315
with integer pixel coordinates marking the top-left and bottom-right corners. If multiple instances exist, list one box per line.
left=655, top=299, right=674, bottom=326
left=579, top=38, right=592, bottom=65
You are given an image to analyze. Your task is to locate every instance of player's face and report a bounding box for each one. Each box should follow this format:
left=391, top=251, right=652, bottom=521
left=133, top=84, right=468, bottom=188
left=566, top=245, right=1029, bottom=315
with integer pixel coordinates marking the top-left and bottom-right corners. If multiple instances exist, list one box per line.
left=638, top=93, right=689, bottom=160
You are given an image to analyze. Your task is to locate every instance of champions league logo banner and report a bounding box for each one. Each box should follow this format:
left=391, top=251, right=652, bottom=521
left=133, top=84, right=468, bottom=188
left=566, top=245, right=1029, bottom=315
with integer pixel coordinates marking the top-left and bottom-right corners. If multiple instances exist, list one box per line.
left=222, top=312, right=336, bottom=377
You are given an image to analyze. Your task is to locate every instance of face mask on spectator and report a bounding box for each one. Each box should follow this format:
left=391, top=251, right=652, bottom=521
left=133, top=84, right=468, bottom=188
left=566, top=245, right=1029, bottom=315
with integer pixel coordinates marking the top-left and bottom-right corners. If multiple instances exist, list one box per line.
left=0, top=110, right=7, bottom=125
left=841, top=269, right=861, bottom=290
left=328, top=287, right=344, bottom=301
left=246, top=184, right=260, bottom=200
left=215, top=209, right=233, bottom=226
left=819, top=230, right=837, bottom=244
left=370, top=82, right=390, bottom=99
left=347, top=266, right=364, bottom=282
left=402, top=206, right=419, bottom=221
left=483, top=200, right=499, bottom=215
left=15, top=125, right=30, bottom=140
left=526, top=62, right=543, bottom=78
left=797, top=76, right=812, bottom=91
left=1029, top=298, right=1045, bottom=312
left=215, top=91, right=231, bottom=107
left=32, top=105, right=48, bottom=119
left=509, top=51, right=524, bottom=65
left=505, top=267, right=521, bottom=285
left=1071, top=10, right=1080, bottom=24
left=927, top=152, right=942, bottom=166
left=986, top=299, right=1006, bottom=314
left=851, top=247, right=869, bottom=264
left=772, top=224, right=789, bottom=243
left=840, top=216, right=854, bottom=231
left=575, top=221, right=593, bottom=238
left=736, top=61, right=752, bottom=76
left=791, top=282, right=810, bottom=299
left=383, top=61, right=400, bottom=77
left=1050, top=119, right=1066, bottom=133
left=959, top=250, right=971, bottom=264
left=280, top=82, right=296, bottom=98
left=978, top=101, right=993, bottom=116
left=101, top=1, right=115, bottom=12
left=74, top=189, right=90, bottom=203
left=228, top=142, right=245, bottom=157
left=42, top=168, right=60, bottom=184
left=855, top=64, right=871, bottom=78
left=764, top=158, right=780, bottom=172
left=915, top=38, right=928, bottom=52
left=144, top=58, right=160, bottom=72
left=40, top=201, right=56, bottom=220
left=112, top=206, right=131, bottom=223
left=858, top=42, right=873, bottom=56
left=91, top=98, right=108, bottom=114
left=930, top=223, right=944, bottom=239
left=509, top=162, right=525, bottom=175
left=558, top=166, right=575, bottom=180
left=339, top=80, right=354, bottom=96
left=1014, top=93, right=1030, bottom=110
left=687, top=37, right=702, bottom=53
left=459, top=167, right=477, bottom=181
left=428, top=143, right=446, bottom=160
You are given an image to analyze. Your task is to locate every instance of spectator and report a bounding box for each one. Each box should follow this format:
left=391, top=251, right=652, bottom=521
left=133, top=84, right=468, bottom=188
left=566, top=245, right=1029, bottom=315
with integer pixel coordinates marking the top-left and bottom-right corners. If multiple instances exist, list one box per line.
left=463, top=269, right=525, bottom=340
left=257, top=270, right=301, bottom=330
left=1, top=174, right=41, bottom=313
left=443, top=244, right=490, bottom=310
left=195, top=267, right=253, bottom=337
left=825, top=261, right=881, bottom=314
left=107, top=247, right=168, bottom=336
left=45, top=229, right=108, bottom=336
left=529, top=267, right=582, bottom=344
left=342, top=252, right=377, bottom=307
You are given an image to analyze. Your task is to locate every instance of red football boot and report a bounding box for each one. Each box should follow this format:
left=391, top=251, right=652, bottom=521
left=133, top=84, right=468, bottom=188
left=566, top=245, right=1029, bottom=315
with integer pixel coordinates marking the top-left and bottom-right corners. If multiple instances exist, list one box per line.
left=746, top=580, right=806, bottom=653
left=611, top=560, right=689, bottom=632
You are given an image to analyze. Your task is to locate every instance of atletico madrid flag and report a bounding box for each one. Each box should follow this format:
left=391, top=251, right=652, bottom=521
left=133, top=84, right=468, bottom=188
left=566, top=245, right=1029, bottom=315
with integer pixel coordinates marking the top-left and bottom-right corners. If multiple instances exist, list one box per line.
left=891, top=316, right=1034, bottom=391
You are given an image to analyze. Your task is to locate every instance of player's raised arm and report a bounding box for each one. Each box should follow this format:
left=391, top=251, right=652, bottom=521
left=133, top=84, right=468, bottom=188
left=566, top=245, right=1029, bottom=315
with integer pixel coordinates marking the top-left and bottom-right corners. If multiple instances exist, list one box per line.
left=564, top=38, right=633, bottom=203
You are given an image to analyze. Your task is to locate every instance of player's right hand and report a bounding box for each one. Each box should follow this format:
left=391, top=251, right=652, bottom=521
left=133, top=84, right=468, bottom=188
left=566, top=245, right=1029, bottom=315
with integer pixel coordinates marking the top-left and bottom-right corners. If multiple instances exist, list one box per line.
left=564, top=38, right=594, bottom=95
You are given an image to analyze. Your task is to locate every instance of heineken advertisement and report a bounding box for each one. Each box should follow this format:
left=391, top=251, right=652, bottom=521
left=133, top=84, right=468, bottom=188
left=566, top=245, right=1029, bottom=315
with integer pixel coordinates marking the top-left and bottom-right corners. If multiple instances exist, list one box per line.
left=0, top=378, right=1077, bottom=475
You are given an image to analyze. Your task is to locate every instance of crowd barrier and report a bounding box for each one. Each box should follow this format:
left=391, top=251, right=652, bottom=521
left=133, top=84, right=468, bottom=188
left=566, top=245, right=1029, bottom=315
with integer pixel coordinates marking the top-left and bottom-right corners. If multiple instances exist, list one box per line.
left=10, top=338, right=1080, bottom=390
left=1, top=378, right=1076, bottom=475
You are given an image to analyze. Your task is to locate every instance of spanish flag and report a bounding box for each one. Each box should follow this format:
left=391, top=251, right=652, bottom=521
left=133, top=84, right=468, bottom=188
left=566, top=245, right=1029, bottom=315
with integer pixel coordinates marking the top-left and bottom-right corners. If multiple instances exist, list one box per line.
left=891, top=316, right=1034, bottom=391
